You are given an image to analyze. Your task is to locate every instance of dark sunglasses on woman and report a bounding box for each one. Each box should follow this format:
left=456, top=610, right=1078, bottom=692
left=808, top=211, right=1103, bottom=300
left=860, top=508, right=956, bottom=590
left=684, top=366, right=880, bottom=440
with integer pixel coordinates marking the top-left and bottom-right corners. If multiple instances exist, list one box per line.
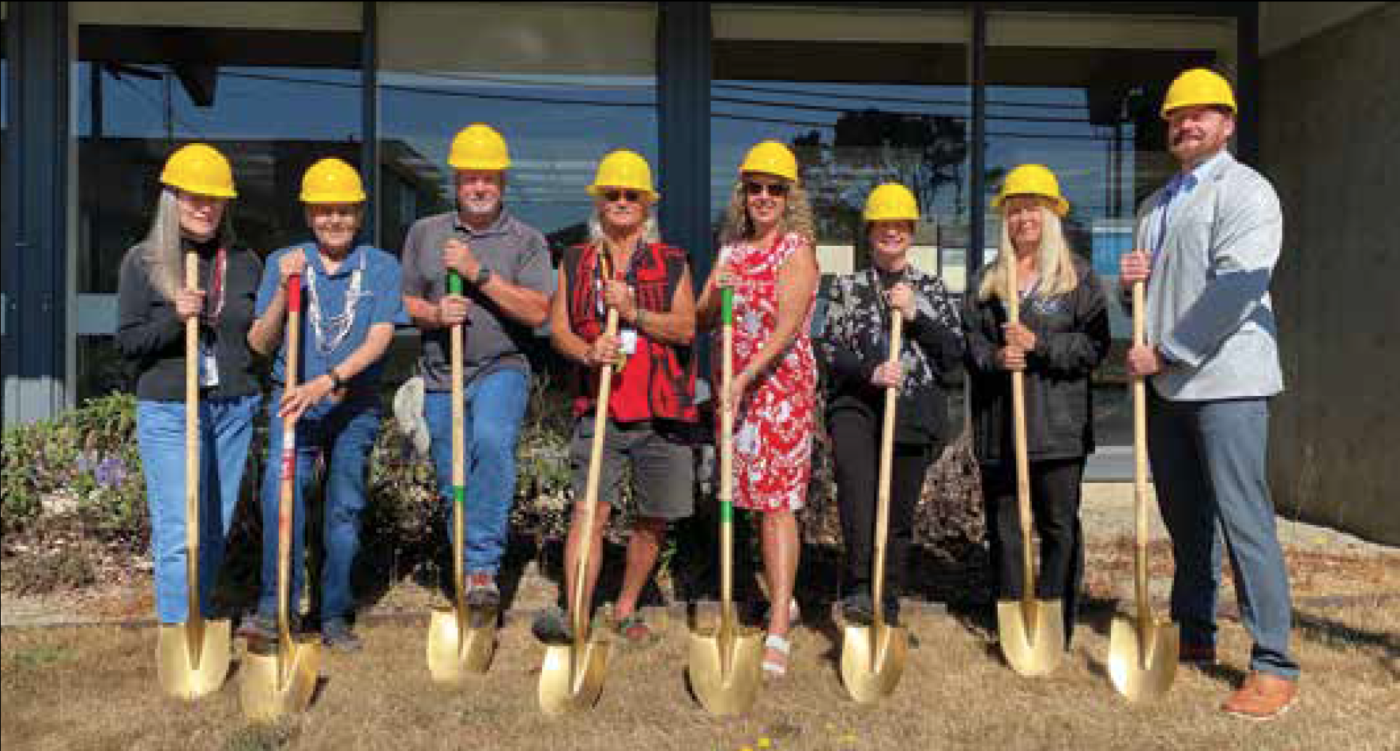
left=744, top=181, right=790, bottom=198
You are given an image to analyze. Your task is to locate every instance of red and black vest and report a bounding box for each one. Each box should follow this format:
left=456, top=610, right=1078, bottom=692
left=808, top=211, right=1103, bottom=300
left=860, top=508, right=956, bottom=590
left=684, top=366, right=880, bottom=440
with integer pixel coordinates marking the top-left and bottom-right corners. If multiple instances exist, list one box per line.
left=564, top=241, right=697, bottom=424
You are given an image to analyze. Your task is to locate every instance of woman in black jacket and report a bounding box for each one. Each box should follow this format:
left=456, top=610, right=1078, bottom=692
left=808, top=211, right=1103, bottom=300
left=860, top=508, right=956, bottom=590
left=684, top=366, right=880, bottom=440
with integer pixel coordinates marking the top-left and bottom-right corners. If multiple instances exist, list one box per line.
left=816, top=184, right=963, bottom=624
left=963, top=164, right=1110, bottom=646
left=116, top=143, right=263, bottom=627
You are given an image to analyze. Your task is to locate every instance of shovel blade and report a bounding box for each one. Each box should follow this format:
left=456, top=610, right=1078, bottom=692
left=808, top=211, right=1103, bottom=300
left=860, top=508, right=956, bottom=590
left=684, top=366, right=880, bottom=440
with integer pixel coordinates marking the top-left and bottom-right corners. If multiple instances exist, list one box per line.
left=426, top=605, right=496, bottom=684
left=687, top=626, right=764, bottom=715
left=239, top=638, right=322, bottom=722
left=996, top=599, right=1065, bottom=677
left=1108, top=616, right=1179, bottom=702
left=156, top=619, right=232, bottom=700
left=839, top=623, right=908, bottom=703
left=538, top=639, right=610, bottom=716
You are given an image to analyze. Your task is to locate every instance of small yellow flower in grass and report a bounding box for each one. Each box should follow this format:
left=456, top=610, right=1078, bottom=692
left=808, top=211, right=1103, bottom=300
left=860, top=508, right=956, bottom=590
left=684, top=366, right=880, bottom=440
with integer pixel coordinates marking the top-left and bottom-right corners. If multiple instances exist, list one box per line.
left=757, top=739, right=772, bottom=749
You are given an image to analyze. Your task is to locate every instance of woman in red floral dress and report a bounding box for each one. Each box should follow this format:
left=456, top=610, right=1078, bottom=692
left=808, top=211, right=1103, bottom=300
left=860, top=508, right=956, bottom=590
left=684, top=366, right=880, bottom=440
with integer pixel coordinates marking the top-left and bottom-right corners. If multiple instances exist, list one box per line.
left=697, top=141, right=819, bottom=678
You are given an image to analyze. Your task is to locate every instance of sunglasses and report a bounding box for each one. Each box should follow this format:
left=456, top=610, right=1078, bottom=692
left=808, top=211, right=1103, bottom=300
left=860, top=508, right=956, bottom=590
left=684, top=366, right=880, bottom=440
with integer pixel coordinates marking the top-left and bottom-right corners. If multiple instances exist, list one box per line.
left=603, top=190, right=643, bottom=204
left=743, top=182, right=790, bottom=198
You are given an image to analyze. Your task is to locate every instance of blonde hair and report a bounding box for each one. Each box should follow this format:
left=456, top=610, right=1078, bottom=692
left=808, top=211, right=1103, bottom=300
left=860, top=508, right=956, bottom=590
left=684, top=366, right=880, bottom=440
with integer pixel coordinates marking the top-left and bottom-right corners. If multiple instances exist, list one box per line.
left=978, top=202, right=1078, bottom=303
left=718, top=177, right=816, bottom=247
left=139, top=188, right=238, bottom=300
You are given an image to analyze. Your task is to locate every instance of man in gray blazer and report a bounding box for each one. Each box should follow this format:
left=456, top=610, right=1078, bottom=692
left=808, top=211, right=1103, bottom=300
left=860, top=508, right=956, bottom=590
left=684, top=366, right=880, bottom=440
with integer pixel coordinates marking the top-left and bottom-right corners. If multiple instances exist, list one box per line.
left=1120, top=68, right=1299, bottom=720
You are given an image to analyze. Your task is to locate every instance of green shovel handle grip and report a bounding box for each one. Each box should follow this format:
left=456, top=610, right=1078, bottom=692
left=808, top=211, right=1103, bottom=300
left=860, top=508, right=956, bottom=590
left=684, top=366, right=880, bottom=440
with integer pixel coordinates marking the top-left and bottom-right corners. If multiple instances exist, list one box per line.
left=447, top=270, right=463, bottom=295
left=721, top=288, right=733, bottom=326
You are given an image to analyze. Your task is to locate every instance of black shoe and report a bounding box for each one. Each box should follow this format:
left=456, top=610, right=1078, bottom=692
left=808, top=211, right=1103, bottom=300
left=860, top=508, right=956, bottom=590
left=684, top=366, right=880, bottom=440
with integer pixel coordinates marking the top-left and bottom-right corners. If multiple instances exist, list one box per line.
left=237, top=613, right=279, bottom=643
left=881, top=597, right=902, bottom=627
left=841, top=592, right=875, bottom=626
left=531, top=605, right=573, bottom=646
left=322, top=618, right=362, bottom=653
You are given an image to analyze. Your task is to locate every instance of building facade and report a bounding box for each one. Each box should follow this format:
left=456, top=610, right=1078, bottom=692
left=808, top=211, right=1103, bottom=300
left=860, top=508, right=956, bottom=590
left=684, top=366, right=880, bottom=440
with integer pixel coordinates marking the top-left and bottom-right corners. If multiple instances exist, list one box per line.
left=3, top=2, right=1396, bottom=543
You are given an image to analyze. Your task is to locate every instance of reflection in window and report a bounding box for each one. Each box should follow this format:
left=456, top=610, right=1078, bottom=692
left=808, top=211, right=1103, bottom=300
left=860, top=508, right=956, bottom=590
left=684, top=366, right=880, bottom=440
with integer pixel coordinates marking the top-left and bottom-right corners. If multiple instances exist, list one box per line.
left=73, top=23, right=362, bottom=401
left=711, top=9, right=971, bottom=292
left=378, top=3, right=658, bottom=260
left=986, top=11, right=1236, bottom=450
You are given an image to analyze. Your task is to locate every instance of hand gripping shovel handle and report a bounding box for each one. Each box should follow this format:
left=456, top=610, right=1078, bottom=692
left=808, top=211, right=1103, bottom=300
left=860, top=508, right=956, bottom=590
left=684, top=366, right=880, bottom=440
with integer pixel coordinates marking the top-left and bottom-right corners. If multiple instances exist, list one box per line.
left=184, top=253, right=203, bottom=626
left=277, top=274, right=303, bottom=648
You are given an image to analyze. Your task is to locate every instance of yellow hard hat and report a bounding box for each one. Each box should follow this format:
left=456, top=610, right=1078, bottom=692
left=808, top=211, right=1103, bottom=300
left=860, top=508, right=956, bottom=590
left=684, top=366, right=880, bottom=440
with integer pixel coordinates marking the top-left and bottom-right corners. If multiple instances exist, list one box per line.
left=586, top=149, right=659, bottom=201
left=993, top=164, right=1070, bottom=217
left=739, top=140, right=799, bottom=183
left=1161, top=68, right=1237, bottom=118
left=300, top=158, right=366, bottom=203
left=160, top=143, right=237, bottom=198
left=448, top=123, right=511, bottom=171
left=863, top=183, right=919, bottom=222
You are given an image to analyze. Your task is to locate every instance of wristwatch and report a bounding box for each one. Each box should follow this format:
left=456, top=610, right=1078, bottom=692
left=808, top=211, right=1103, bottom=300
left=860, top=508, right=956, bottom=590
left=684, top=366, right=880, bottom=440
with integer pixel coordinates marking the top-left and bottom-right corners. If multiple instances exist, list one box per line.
left=329, top=368, right=345, bottom=390
left=474, top=266, right=493, bottom=288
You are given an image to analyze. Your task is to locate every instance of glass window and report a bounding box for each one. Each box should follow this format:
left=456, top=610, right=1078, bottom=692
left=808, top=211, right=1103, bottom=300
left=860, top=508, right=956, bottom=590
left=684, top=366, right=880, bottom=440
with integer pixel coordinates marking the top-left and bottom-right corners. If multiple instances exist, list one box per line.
left=72, top=4, right=364, bottom=402
left=377, top=2, right=658, bottom=258
left=712, top=6, right=972, bottom=286
left=986, top=11, right=1237, bottom=452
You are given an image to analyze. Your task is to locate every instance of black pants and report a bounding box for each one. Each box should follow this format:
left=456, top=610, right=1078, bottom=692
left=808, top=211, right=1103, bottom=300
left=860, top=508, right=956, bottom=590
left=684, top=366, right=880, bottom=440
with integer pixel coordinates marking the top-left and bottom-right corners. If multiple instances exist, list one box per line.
left=830, top=407, right=936, bottom=597
left=981, top=458, right=1085, bottom=641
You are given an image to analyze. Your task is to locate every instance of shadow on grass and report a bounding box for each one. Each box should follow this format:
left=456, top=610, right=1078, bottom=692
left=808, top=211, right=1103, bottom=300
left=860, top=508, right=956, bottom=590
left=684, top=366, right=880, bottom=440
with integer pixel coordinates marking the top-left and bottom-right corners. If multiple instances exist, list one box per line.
left=1295, top=608, right=1400, bottom=679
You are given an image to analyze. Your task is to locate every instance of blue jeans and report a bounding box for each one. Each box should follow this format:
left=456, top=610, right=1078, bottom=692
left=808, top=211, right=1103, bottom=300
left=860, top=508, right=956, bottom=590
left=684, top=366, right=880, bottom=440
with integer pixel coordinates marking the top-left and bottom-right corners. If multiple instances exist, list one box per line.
left=1148, top=389, right=1299, bottom=679
left=424, top=368, right=529, bottom=574
left=137, top=395, right=261, bottom=624
left=258, top=391, right=382, bottom=623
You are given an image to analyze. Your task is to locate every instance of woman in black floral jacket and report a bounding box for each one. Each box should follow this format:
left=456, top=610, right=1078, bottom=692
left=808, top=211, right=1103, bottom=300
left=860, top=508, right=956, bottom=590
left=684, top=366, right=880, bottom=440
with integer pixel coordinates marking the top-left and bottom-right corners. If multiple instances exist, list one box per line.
left=815, top=184, right=963, bottom=624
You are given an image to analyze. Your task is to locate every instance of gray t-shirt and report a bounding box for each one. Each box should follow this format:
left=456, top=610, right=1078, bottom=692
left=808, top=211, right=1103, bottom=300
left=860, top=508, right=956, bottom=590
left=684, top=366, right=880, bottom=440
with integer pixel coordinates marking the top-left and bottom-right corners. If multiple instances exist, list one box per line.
left=401, top=209, right=554, bottom=391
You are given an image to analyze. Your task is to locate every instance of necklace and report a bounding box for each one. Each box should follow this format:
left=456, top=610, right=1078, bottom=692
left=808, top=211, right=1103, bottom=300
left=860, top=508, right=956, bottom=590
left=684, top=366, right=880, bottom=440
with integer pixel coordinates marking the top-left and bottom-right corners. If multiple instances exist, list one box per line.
left=305, top=246, right=367, bottom=356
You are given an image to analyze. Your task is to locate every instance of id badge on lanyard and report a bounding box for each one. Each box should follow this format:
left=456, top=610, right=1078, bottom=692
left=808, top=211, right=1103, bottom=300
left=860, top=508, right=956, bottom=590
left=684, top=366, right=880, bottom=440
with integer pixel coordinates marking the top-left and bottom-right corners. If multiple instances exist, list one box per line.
left=198, top=340, right=220, bottom=388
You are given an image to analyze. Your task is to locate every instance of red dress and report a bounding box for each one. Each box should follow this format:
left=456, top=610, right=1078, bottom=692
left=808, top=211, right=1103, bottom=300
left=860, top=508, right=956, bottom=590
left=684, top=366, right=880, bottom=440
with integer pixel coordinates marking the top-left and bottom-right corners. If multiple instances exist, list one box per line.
left=717, top=232, right=818, bottom=512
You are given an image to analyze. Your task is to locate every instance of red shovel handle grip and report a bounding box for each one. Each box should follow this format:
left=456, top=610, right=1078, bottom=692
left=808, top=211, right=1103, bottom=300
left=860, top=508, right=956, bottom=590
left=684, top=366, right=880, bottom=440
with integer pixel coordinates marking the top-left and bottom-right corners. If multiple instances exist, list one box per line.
left=286, top=273, right=302, bottom=313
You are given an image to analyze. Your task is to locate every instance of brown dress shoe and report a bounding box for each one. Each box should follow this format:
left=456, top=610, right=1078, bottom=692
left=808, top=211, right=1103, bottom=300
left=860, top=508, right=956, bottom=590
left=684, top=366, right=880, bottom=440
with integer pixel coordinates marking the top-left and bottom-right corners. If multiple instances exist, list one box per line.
left=1222, top=672, right=1299, bottom=720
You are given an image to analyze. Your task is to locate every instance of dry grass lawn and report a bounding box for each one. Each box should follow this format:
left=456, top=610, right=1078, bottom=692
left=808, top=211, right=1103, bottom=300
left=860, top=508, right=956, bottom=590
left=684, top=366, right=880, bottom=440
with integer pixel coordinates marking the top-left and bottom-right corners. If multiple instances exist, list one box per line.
left=3, top=592, right=1398, bottom=751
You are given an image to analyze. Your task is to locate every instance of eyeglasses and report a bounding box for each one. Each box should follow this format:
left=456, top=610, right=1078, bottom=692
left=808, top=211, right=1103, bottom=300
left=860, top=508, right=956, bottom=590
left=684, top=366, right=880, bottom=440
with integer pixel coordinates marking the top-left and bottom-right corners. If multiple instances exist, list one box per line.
left=743, top=182, right=790, bottom=198
left=603, top=190, right=643, bottom=204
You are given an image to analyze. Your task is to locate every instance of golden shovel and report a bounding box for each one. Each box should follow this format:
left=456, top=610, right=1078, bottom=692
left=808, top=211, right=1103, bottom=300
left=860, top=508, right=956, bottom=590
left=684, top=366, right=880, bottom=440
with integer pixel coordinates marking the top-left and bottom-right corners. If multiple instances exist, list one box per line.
left=156, top=251, right=232, bottom=699
left=688, top=288, right=764, bottom=715
left=427, top=271, right=496, bottom=682
left=539, top=254, right=621, bottom=716
left=241, top=272, right=321, bottom=722
left=995, top=253, right=1065, bottom=677
left=1107, top=281, right=1179, bottom=701
left=840, top=312, right=909, bottom=703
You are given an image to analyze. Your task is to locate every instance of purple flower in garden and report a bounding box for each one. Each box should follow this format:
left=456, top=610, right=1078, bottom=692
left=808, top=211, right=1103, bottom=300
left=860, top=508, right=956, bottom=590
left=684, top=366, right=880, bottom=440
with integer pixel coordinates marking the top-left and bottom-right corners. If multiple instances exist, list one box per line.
left=95, top=454, right=127, bottom=488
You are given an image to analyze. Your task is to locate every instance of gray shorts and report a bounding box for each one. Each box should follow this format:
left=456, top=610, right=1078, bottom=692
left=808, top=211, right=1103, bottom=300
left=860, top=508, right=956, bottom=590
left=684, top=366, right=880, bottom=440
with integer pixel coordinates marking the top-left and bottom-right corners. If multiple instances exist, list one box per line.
left=569, top=416, right=695, bottom=521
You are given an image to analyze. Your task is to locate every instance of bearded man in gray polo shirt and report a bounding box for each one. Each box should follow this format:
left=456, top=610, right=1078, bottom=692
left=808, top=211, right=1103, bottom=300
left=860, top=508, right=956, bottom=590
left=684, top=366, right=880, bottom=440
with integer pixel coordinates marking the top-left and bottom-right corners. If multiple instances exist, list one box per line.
left=401, top=124, right=553, bottom=608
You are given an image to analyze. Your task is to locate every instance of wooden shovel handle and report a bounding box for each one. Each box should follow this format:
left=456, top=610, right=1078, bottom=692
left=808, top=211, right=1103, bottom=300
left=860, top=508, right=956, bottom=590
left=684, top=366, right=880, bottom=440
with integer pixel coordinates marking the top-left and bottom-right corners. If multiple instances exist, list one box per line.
left=1006, top=257, right=1034, bottom=603
left=448, top=271, right=466, bottom=606
left=184, top=252, right=202, bottom=623
left=1131, top=281, right=1151, bottom=621
left=277, top=274, right=302, bottom=643
left=871, top=312, right=902, bottom=617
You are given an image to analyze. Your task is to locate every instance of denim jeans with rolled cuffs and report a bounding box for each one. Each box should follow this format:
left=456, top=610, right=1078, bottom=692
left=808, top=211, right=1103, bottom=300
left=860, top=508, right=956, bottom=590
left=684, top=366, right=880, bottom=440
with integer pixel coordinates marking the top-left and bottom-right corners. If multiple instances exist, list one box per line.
left=257, top=391, right=382, bottom=624
left=423, top=368, right=529, bottom=575
left=137, top=395, right=261, bottom=624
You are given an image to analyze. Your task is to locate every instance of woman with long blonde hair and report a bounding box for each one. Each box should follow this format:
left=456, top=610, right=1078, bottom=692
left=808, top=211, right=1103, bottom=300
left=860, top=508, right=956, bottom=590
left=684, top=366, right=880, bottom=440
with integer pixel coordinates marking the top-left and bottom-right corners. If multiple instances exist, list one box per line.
left=962, top=164, right=1110, bottom=648
left=696, top=141, right=820, bottom=679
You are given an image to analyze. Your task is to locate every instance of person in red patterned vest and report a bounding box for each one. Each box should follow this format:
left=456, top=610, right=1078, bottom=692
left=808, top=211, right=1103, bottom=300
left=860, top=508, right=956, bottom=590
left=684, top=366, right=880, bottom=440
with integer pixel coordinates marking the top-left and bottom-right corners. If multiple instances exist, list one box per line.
left=534, top=150, right=698, bottom=646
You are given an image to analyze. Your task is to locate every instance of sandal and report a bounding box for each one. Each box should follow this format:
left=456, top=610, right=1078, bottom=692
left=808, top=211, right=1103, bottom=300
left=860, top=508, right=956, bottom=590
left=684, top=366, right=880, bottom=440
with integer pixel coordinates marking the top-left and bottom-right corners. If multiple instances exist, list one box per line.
left=762, top=634, right=791, bottom=679
left=613, top=612, right=659, bottom=648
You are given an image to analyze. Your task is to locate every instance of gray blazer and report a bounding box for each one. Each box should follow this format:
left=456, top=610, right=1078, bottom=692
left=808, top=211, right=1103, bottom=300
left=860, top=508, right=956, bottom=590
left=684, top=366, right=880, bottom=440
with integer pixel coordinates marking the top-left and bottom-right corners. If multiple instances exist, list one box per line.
left=1133, top=151, right=1284, bottom=401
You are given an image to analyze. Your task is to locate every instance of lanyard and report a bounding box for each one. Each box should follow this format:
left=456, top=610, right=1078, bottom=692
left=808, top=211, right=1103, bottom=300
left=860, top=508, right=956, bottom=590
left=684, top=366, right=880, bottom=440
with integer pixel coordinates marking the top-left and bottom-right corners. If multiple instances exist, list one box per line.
left=305, top=247, right=367, bottom=356
left=201, top=247, right=228, bottom=327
